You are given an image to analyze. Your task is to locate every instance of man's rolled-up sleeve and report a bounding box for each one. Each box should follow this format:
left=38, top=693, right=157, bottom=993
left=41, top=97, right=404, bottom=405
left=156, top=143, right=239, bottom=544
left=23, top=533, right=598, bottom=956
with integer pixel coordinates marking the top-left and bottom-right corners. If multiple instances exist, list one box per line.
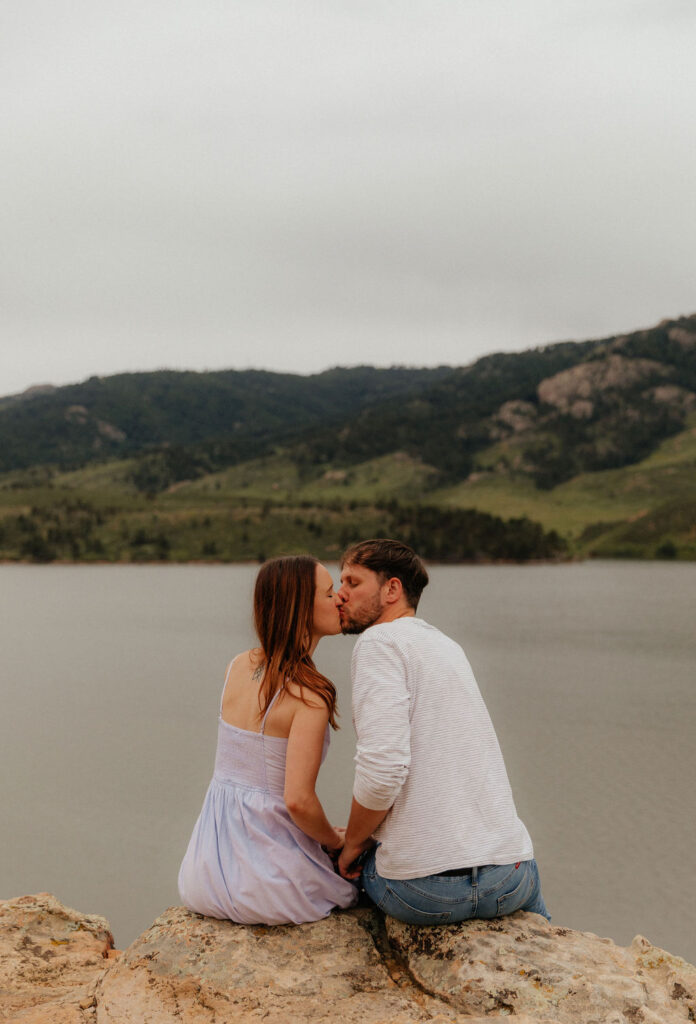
left=352, top=636, right=411, bottom=811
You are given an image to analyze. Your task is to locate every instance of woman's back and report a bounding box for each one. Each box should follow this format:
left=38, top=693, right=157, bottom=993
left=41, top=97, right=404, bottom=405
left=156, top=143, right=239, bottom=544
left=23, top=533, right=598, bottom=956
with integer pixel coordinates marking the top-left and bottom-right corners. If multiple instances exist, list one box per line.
left=219, top=649, right=303, bottom=737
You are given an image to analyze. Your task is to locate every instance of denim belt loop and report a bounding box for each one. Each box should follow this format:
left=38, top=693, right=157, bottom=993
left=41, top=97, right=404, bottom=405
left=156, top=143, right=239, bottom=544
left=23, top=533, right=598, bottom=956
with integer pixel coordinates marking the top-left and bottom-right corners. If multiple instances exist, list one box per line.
left=471, top=866, right=478, bottom=886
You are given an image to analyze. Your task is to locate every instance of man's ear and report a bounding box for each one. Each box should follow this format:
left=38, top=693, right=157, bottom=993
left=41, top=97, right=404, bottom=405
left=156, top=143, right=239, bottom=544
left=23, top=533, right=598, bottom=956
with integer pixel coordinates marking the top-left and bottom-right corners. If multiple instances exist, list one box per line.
left=383, top=577, right=404, bottom=604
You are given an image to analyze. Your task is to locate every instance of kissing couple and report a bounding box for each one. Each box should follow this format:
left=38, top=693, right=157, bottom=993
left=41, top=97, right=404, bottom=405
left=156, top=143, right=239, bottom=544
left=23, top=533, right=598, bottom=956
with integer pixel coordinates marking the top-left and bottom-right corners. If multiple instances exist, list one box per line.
left=178, top=538, right=549, bottom=926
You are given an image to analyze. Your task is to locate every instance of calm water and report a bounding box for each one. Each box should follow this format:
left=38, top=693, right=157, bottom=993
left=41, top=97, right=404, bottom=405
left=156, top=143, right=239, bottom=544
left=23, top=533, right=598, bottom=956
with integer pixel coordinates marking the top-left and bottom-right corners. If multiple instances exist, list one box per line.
left=1, top=563, right=694, bottom=963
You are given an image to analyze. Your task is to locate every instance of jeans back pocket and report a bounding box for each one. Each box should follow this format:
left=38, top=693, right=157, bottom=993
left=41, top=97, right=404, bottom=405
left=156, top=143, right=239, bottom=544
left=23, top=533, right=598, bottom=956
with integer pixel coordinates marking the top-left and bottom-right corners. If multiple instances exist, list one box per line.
left=380, top=884, right=453, bottom=925
left=495, top=864, right=534, bottom=918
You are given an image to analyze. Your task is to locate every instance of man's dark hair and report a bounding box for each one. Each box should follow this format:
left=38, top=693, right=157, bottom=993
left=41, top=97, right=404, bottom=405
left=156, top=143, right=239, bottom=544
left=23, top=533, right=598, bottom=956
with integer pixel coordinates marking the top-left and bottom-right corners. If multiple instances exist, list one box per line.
left=340, top=538, right=429, bottom=610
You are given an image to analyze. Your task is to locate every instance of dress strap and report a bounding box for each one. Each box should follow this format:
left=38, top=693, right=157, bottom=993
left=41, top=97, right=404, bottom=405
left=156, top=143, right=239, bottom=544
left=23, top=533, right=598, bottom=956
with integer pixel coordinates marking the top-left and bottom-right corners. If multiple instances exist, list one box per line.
left=219, top=657, right=238, bottom=716
left=260, top=687, right=283, bottom=735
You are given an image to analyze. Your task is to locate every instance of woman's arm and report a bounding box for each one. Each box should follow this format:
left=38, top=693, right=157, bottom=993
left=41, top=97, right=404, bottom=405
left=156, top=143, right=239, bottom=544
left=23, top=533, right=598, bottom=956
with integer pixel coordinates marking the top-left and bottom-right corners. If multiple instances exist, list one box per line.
left=284, top=700, right=343, bottom=850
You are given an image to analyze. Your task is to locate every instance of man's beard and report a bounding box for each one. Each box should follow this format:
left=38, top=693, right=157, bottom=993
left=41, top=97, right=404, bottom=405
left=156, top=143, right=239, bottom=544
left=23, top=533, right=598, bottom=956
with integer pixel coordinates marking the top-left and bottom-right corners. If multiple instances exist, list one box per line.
left=339, top=593, right=385, bottom=635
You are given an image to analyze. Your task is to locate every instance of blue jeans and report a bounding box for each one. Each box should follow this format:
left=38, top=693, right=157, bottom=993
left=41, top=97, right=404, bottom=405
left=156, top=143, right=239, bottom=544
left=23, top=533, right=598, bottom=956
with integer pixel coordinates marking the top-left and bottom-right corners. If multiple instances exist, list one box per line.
left=361, top=848, right=550, bottom=926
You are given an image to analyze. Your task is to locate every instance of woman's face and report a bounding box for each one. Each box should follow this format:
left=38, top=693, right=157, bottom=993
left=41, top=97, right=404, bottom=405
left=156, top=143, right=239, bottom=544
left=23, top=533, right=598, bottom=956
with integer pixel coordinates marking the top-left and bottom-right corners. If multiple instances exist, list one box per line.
left=312, top=563, right=342, bottom=640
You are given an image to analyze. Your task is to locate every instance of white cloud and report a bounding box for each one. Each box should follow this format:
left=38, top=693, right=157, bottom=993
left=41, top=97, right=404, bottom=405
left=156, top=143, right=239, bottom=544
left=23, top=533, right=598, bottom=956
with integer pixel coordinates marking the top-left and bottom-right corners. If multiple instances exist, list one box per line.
left=1, top=1, right=695, bottom=394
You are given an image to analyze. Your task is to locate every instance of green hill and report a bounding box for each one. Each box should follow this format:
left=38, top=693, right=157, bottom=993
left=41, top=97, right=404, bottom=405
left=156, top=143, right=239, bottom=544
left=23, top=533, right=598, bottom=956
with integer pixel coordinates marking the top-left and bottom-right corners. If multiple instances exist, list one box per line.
left=289, top=316, right=696, bottom=488
left=0, top=365, right=451, bottom=474
left=431, top=414, right=696, bottom=558
left=1, top=313, right=695, bottom=561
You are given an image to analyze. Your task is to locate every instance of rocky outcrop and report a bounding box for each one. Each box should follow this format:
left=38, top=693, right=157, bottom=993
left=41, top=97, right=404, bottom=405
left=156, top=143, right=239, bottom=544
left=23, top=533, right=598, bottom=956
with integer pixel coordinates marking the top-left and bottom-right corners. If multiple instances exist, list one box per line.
left=95, top=420, right=126, bottom=443
left=388, top=916, right=696, bottom=1022
left=2, top=894, right=695, bottom=1024
left=644, top=384, right=696, bottom=411
left=667, top=324, right=696, bottom=348
left=491, top=400, right=538, bottom=436
left=0, top=893, right=115, bottom=1022
left=537, top=354, right=669, bottom=416
left=64, top=406, right=90, bottom=425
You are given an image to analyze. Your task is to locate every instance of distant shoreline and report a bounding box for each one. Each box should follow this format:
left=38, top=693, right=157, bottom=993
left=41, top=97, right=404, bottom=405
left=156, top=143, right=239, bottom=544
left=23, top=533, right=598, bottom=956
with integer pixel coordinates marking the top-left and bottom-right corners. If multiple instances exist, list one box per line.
left=3, top=555, right=694, bottom=567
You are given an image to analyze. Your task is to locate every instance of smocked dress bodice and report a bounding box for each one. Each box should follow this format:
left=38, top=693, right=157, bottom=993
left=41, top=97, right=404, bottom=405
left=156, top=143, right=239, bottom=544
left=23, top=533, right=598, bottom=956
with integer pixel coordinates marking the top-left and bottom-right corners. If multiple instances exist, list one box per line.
left=212, top=715, right=303, bottom=795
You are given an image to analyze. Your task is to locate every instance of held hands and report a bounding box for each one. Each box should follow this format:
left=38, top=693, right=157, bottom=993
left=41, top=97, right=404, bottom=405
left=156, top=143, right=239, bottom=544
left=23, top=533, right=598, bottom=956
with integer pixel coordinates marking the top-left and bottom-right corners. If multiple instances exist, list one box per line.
left=337, top=799, right=388, bottom=878
left=338, top=837, right=375, bottom=879
left=324, top=827, right=374, bottom=879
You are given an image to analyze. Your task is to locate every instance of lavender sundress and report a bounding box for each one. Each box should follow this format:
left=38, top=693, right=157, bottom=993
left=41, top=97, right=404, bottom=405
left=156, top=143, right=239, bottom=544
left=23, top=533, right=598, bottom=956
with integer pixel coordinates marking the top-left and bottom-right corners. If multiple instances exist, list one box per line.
left=178, top=674, right=357, bottom=925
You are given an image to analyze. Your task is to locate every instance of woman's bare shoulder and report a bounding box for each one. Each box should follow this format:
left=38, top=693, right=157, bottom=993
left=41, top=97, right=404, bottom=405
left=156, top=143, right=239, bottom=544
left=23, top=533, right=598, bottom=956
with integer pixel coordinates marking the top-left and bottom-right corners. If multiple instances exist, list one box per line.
left=284, top=679, right=328, bottom=714
left=227, top=648, right=263, bottom=673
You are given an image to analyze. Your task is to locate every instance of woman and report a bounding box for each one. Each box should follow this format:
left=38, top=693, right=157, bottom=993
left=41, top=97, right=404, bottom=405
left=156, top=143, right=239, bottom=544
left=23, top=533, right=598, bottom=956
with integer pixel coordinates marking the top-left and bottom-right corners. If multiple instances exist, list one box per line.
left=178, top=555, right=357, bottom=925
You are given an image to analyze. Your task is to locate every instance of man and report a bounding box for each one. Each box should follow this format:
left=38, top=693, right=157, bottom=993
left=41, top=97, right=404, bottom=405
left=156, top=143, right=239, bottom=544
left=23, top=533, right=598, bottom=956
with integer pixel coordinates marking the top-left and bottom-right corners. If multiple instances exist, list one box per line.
left=336, top=538, right=549, bottom=925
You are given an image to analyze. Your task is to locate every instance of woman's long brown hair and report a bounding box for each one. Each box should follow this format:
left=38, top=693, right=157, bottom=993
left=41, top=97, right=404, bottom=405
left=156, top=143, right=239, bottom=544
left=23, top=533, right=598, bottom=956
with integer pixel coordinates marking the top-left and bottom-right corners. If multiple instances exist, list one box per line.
left=253, top=555, right=338, bottom=729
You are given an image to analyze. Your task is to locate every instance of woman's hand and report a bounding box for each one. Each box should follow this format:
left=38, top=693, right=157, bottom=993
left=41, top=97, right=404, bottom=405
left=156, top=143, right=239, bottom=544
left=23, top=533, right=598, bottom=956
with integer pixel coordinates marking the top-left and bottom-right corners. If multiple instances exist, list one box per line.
left=322, top=826, right=346, bottom=862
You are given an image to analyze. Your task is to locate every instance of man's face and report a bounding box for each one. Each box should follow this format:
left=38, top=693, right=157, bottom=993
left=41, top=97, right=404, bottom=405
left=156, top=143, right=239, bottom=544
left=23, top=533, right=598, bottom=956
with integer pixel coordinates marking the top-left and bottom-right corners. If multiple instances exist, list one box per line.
left=337, top=562, right=387, bottom=634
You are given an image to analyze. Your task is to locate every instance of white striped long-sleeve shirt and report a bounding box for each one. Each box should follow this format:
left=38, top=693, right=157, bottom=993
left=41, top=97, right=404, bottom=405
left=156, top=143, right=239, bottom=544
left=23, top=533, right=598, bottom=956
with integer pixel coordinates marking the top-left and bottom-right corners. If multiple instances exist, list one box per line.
left=351, top=616, right=533, bottom=880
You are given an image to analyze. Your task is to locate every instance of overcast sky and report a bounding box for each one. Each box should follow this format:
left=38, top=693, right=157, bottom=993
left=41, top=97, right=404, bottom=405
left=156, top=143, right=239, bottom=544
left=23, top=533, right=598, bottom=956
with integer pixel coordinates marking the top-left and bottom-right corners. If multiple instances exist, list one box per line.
left=2, top=0, right=695, bottom=395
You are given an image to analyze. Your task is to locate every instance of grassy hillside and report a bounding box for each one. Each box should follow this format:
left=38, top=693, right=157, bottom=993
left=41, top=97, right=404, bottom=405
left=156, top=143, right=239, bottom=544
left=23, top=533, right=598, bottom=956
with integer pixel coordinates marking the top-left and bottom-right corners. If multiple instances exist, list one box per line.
left=175, top=451, right=442, bottom=504
left=431, top=414, right=696, bottom=558
left=0, top=484, right=566, bottom=565
left=1, top=415, right=693, bottom=562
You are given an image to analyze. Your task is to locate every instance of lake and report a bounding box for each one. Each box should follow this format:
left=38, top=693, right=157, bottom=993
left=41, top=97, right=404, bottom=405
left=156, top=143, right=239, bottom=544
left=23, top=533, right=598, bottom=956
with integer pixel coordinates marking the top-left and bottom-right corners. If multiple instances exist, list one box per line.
left=1, top=561, right=694, bottom=964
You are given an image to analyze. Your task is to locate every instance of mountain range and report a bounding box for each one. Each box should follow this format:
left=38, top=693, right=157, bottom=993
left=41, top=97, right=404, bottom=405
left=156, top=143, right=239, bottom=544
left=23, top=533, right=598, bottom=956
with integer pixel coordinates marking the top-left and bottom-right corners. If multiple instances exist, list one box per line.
left=1, top=313, right=695, bottom=561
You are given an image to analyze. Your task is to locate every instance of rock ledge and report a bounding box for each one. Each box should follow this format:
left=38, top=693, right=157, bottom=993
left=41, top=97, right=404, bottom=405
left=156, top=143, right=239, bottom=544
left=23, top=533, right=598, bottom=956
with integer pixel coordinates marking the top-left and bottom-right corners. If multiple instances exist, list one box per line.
left=1, top=893, right=694, bottom=1023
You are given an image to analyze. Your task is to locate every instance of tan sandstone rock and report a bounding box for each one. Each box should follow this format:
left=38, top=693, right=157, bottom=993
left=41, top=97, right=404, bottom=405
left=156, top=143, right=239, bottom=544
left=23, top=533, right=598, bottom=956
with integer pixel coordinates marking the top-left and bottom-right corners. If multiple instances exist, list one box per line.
left=97, top=904, right=696, bottom=1024
left=3, top=895, right=695, bottom=1023
left=387, top=912, right=696, bottom=1023
left=94, top=905, right=441, bottom=1023
left=0, top=893, right=114, bottom=1023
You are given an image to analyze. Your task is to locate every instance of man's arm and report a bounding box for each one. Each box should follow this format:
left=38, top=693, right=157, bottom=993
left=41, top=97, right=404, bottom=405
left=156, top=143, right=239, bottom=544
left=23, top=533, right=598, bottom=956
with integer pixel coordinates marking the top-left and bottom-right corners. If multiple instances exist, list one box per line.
left=339, top=634, right=411, bottom=878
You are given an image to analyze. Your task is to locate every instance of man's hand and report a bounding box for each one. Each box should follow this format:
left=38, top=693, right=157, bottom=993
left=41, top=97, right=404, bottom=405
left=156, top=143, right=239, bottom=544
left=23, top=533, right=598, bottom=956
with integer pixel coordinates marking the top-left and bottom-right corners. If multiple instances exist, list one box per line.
left=338, top=838, right=375, bottom=879
left=338, top=797, right=391, bottom=878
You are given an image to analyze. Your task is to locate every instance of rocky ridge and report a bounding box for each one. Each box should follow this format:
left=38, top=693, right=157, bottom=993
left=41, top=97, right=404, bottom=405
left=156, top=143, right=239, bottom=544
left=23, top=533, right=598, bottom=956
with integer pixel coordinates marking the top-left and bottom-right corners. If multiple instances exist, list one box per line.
left=2, top=894, right=695, bottom=1023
